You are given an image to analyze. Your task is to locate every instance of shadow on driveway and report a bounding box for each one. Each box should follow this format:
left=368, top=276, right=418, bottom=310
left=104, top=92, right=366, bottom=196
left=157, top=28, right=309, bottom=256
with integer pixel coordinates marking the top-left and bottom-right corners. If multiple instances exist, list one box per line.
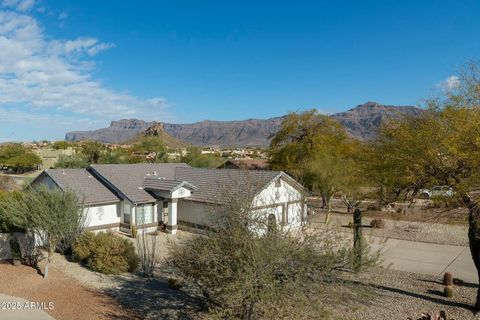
left=101, top=267, right=206, bottom=319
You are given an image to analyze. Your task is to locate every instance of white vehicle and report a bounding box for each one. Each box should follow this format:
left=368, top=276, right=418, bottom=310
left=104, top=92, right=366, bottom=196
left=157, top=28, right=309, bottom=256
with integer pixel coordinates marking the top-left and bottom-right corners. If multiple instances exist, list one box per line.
left=418, top=186, right=455, bottom=199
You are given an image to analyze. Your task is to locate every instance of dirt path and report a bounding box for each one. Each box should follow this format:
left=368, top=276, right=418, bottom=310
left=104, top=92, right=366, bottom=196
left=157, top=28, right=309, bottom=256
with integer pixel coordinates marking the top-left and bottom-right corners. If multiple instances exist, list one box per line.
left=0, top=261, right=140, bottom=320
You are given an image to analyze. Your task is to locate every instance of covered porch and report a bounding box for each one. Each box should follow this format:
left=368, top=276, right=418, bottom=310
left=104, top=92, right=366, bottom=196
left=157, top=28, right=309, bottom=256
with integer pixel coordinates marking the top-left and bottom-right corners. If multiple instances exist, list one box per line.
left=120, top=178, right=197, bottom=235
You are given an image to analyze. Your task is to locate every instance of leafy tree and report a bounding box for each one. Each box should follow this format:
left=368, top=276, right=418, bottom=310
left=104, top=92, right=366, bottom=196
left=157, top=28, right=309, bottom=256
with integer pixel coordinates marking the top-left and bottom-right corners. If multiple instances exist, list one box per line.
left=55, top=154, right=89, bottom=169
left=269, top=111, right=349, bottom=176
left=269, top=110, right=361, bottom=222
left=181, top=146, right=224, bottom=168
left=368, top=61, right=480, bottom=312
left=52, top=141, right=73, bottom=150
left=6, top=153, right=42, bottom=173
left=0, top=144, right=25, bottom=162
left=81, top=141, right=104, bottom=164
left=0, top=144, right=41, bottom=173
left=98, top=150, right=129, bottom=164
left=0, top=186, right=86, bottom=278
left=131, top=136, right=167, bottom=153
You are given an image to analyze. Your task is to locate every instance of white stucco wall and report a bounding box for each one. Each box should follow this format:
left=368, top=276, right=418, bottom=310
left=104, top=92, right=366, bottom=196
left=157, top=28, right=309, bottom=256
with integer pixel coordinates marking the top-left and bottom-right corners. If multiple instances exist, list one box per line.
left=177, top=177, right=306, bottom=232
left=84, top=203, right=120, bottom=228
left=253, top=178, right=302, bottom=207
left=34, top=174, right=121, bottom=230
left=177, top=200, right=215, bottom=227
left=252, top=178, right=305, bottom=229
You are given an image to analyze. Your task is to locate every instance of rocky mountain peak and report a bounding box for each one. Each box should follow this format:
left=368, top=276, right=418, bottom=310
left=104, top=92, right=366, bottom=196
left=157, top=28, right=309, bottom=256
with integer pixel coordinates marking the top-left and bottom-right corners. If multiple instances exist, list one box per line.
left=143, top=122, right=165, bottom=137
left=65, top=102, right=423, bottom=146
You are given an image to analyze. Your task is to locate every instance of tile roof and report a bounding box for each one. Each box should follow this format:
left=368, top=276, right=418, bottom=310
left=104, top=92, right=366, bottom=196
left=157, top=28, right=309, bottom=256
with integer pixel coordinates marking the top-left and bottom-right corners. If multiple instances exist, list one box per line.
left=142, top=178, right=197, bottom=193
left=89, top=163, right=191, bottom=203
left=38, top=164, right=304, bottom=206
left=174, top=167, right=282, bottom=204
left=43, top=169, right=120, bottom=205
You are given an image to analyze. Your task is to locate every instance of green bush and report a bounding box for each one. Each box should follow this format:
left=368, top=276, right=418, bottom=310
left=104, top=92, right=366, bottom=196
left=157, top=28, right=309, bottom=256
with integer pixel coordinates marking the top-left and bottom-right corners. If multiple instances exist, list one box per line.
left=73, top=232, right=139, bottom=274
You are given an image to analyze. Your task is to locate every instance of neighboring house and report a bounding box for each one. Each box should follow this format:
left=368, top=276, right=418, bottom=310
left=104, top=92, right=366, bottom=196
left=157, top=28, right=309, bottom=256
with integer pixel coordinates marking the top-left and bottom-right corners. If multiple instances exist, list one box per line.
left=34, top=147, right=75, bottom=169
left=218, top=159, right=269, bottom=170
left=31, top=163, right=307, bottom=234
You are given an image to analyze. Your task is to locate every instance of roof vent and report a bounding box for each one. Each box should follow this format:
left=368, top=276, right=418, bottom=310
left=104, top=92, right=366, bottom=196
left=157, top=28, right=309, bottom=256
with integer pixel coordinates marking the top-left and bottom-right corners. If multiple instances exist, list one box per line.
left=153, top=171, right=157, bottom=175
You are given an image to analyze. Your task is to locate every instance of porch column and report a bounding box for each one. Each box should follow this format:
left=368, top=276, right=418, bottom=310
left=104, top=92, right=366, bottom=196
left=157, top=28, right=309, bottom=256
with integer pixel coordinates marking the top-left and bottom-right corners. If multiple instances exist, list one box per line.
left=166, top=198, right=178, bottom=234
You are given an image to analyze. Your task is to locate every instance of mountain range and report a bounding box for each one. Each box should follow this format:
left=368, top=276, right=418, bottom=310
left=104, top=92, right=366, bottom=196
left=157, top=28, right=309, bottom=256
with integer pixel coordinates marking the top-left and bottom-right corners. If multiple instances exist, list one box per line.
left=65, top=102, right=422, bottom=146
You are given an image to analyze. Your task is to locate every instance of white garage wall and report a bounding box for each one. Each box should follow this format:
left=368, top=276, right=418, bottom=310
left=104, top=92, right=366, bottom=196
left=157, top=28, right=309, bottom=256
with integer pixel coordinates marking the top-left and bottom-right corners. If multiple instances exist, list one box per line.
left=177, top=200, right=216, bottom=227
left=252, top=178, right=305, bottom=229
left=84, top=203, right=120, bottom=228
left=253, top=178, right=302, bottom=207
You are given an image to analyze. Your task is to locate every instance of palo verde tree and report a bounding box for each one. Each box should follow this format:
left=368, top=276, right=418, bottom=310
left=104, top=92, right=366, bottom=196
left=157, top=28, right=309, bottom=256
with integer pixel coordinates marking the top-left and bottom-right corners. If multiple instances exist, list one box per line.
left=369, top=61, right=480, bottom=312
left=0, top=185, right=86, bottom=278
left=81, top=141, right=104, bottom=164
left=0, top=144, right=41, bottom=173
left=269, top=110, right=361, bottom=222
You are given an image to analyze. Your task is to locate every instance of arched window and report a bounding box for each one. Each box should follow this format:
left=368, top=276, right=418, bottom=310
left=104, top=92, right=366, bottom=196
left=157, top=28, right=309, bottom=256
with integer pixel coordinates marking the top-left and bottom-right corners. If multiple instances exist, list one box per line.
left=267, top=213, right=277, bottom=233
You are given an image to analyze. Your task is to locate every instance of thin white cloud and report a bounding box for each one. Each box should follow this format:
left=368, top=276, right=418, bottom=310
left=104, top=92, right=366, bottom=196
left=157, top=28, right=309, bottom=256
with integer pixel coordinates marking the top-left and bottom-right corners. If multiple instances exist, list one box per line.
left=2, top=0, right=35, bottom=12
left=0, top=8, right=169, bottom=140
left=58, top=11, right=67, bottom=20
left=438, top=75, right=460, bottom=91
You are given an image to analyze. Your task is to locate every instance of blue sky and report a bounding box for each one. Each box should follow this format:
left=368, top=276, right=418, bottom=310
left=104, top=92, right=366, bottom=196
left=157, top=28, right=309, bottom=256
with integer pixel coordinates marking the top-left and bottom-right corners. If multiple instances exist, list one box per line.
left=1, top=0, right=480, bottom=141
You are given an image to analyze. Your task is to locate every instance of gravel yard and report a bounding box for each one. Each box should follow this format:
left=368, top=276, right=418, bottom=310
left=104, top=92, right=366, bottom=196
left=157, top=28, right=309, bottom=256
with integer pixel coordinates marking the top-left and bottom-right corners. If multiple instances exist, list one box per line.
left=311, top=211, right=469, bottom=246
left=0, top=261, right=139, bottom=320
left=1, top=228, right=478, bottom=319
left=334, top=267, right=479, bottom=320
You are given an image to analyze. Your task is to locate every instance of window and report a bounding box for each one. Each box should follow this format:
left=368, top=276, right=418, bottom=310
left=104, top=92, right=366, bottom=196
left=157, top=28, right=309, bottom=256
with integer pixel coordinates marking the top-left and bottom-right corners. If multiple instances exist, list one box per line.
left=275, top=179, right=281, bottom=188
left=123, top=203, right=131, bottom=224
left=267, top=214, right=277, bottom=233
left=136, top=204, right=153, bottom=225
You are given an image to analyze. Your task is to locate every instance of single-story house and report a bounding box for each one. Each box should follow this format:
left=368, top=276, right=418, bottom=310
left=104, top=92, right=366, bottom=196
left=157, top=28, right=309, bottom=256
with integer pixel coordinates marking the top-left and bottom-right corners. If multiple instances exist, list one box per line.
left=31, top=163, right=307, bottom=234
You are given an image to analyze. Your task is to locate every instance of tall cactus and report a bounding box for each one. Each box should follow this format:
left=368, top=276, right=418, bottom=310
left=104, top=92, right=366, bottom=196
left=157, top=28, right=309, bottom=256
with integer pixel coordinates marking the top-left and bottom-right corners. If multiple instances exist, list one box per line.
left=353, top=208, right=363, bottom=270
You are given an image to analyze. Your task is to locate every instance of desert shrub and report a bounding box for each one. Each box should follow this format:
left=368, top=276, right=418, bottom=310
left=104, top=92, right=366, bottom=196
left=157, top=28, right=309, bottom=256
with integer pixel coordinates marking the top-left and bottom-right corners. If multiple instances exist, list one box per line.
left=73, top=232, right=139, bottom=275
left=167, top=278, right=183, bottom=289
left=370, top=219, right=386, bottom=229
left=171, top=189, right=379, bottom=319
left=137, top=231, right=161, bottom=277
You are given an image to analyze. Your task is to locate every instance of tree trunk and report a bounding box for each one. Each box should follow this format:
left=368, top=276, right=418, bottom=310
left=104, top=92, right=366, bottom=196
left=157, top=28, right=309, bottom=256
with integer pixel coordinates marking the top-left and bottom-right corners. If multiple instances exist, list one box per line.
left=321, top=194, right=328, bottom=209
left=324, top=197, right=332, bottom=224
left=44, top=236, right=54, bottom=279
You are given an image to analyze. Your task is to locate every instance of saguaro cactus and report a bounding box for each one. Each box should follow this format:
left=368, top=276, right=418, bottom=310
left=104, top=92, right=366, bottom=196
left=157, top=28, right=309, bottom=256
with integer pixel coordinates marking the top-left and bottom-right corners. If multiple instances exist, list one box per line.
left=353, top=208, right=363, bottom=270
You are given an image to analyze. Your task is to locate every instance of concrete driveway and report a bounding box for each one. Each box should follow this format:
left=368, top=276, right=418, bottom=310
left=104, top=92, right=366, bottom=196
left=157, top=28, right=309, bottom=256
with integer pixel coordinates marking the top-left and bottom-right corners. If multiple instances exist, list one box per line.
left=368, top=236, right=478, bottom=283
left=0, top=294, right=54, bottom=320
